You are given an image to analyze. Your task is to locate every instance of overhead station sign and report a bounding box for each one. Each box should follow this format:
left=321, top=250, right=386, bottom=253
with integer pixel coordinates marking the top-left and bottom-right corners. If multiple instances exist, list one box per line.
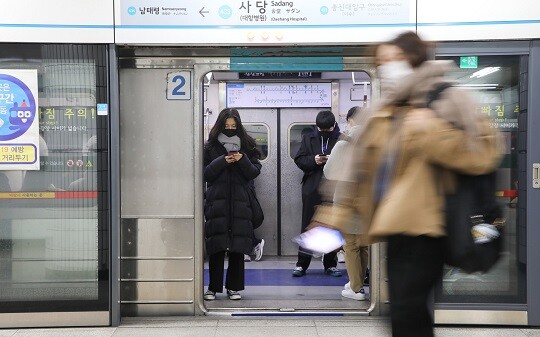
left=119, top=0, right=411, bottom=27
left=116, top=0, right=414, bottom=44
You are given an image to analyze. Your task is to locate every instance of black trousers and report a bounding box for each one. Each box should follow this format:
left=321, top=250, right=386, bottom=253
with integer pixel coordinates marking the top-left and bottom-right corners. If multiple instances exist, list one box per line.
left=297, top=249, right=338, bottom=271
left=296, top=190, right=338, bottom=271
left=387, top=235, right=444, bottom=337
left=208, top=251, right=244, bottom=293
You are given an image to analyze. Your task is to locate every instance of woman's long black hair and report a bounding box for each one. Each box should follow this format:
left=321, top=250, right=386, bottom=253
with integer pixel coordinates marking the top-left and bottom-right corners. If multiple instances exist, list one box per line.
left=207, top=108, right=260, bottom=156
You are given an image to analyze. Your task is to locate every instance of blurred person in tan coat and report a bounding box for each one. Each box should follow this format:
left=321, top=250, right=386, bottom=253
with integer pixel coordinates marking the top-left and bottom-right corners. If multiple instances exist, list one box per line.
left=319, top=32, right=501, bottom=337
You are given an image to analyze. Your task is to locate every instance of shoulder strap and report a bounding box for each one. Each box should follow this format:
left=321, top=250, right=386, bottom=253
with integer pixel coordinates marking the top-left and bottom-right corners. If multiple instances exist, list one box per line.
left=426, top=82, right=453, bottom=109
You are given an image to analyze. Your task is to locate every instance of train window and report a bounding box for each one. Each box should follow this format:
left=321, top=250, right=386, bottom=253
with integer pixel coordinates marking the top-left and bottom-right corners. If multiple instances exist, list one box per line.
left=288, top=124, right=316, bottom=159
left=244, top=123, right=269, bottom=160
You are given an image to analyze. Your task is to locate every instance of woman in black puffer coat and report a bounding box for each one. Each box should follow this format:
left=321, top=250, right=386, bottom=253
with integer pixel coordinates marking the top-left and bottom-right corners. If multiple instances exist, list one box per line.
left=203, top=108, right=261, bottom=301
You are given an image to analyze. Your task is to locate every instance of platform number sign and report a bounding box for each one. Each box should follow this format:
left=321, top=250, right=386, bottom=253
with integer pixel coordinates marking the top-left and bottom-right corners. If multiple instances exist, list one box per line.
left=166, top=71, right=191, bottom=100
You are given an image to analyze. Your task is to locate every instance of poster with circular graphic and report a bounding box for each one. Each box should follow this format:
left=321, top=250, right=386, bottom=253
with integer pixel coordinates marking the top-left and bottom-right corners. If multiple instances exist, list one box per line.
left=0, top=69, right=40, bottom=170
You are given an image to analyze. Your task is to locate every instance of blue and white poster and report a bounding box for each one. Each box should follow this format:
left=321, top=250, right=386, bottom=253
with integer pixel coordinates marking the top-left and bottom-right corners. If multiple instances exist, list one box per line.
left=0, top=69, right=40, bottom=170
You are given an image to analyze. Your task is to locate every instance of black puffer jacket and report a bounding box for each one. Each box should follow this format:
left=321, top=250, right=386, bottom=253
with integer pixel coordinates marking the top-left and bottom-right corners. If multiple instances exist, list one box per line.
left=204, top=141, right=261, bottom=255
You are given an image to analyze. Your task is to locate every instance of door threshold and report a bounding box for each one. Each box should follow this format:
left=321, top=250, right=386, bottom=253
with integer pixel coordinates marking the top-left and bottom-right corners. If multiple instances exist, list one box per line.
left=205, top=308, right=370, bottom=317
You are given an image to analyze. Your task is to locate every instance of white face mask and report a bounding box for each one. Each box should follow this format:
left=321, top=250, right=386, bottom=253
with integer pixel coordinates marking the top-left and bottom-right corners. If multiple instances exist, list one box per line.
left=377, top=60, right=413, bottom=92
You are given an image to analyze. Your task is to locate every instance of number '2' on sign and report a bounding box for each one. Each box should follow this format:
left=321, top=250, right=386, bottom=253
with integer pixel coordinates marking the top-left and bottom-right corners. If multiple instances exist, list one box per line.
left=166, top=71, right=191, bottom=100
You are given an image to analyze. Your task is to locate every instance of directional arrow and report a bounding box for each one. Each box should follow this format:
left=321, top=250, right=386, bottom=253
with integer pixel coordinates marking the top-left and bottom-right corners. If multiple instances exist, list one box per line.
left=199, top=7, right=209, bottom=17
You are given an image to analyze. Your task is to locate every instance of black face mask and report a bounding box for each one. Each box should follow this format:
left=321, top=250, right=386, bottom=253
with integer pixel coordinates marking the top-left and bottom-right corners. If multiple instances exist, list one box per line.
left=222, top=129, right=237, bottom=137
left=319, top=130, right=332, bottom=139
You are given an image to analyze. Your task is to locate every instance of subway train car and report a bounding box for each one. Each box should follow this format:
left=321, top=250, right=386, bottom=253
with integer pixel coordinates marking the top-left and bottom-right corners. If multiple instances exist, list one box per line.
left=0, top=0, right=539, bottom=329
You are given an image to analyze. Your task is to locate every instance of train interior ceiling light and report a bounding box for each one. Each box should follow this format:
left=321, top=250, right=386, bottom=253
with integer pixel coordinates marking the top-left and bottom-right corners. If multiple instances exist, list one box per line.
left=470, top=67, right=501, bottom=79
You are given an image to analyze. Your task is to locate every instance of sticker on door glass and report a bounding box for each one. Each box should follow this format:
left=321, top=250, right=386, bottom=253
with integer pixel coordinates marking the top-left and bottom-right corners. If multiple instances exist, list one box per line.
left=0, top=69, right=40, bottom=170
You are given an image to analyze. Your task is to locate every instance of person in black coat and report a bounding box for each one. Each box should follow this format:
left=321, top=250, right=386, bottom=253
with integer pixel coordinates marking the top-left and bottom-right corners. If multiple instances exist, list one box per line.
left=203, top=108, right=262, bottom=301
left=292, top=110, right=343, bottom=277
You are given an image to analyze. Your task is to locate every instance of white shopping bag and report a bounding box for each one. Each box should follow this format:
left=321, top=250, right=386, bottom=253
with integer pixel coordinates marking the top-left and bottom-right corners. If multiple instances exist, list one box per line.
left=293, top=226, right=345, bottom=255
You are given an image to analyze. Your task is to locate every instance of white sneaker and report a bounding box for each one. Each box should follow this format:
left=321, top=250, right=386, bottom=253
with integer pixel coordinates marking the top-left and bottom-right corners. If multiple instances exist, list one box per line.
left=203, top=290, right=216, bottom=301
left=341, top=288, right=366, bottom=301
left=344, top=282, right=351, bottom=290
left=253, top=239, right=265, bottom=261
left=227, top=289, right=241, bottom=300
left=244, top=254, right=251, bottom=262
left=337, top=250, right=346, bottom=263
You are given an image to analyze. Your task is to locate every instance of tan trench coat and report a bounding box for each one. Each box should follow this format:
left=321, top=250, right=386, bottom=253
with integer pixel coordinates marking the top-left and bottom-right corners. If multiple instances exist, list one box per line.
left=313, top=61, right=501, bottom=244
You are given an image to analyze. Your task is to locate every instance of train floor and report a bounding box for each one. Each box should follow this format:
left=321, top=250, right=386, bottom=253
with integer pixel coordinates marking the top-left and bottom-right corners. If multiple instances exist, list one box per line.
left=204, top=256, right=371, bottom=311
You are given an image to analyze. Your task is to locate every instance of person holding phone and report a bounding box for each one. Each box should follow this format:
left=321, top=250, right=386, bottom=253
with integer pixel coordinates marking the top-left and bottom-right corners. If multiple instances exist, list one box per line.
left=203, top=108, right=262, bottom=301
left=292, top=110, right=342, bottom=277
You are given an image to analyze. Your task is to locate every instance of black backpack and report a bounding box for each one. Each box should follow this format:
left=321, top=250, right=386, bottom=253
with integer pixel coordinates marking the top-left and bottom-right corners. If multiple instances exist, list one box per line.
left=427, top=83, right=504, bottom=273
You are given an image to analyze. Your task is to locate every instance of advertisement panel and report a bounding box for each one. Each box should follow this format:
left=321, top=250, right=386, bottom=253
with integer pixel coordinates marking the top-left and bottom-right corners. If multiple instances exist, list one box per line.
left=0, top=70, right=40, bottom=170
